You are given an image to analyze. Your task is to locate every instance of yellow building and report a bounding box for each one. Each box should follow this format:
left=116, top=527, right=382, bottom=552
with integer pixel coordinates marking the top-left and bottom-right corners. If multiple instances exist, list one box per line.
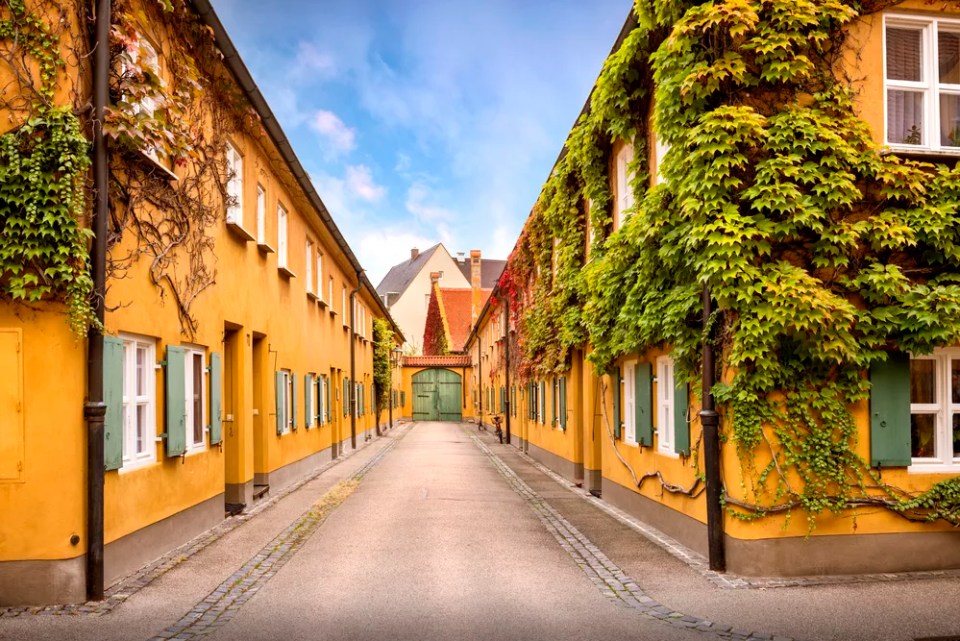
left=0, top=0, right=399, bottom=605
left=466, top=0, right=960, bottom=577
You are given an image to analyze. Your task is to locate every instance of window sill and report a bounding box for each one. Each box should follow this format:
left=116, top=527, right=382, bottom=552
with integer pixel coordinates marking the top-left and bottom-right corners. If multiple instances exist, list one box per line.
left=307, top=291, right=319, bottom=301
left=908, top=461, right=960, bottom=474
left=226, top=221, right=256, bottom=242
left=343, top=323, right=350, bottom=330
left=882, top=146, right=960, bottom=159
left=318, top=298, right=328, bottom=309
left=329, top=309, right=338, bottom=317
left=138, top=148, right=179, bottom=181
left=257, top=242, right=275, bottom=255
left=118, top=458, right=158, bottom=474
left=278, top=265, right=296, bottom=279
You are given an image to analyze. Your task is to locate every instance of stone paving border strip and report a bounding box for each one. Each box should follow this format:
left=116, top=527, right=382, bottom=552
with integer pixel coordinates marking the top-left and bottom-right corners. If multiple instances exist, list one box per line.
left=507, top=441, right=960, bottom=591
left=147, top=432, right=403, bottom=641
left=0, top=426, right=409, bottom=619
left=466, top=430, right=802, bottom=641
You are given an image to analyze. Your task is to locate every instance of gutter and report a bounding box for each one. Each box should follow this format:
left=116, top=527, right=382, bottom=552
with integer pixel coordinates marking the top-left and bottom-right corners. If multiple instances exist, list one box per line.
left=699, top=285, right=725, bottom=572
left=189, top=0, right=402, bottom=343
left=84, top=0, right=111, bottom=602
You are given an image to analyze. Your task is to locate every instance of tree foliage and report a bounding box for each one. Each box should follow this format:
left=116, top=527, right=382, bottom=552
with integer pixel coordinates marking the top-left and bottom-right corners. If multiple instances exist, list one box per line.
left=497, top=0, right=960, bottom=527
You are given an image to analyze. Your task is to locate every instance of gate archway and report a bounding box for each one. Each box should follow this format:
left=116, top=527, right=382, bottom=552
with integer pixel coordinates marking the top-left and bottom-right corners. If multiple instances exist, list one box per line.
left=412, top=368, right=462, bottom=421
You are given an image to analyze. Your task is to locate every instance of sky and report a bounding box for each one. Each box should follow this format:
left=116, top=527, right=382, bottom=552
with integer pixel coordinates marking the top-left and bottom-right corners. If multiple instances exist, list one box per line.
left=210, top=0, right=632, bottom=286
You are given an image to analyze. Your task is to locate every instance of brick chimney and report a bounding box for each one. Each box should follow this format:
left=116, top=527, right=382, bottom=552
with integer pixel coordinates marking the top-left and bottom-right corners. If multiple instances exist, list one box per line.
left=411, top=247, right=420, bottom=261
left=470, top=249, right=482, bottom=322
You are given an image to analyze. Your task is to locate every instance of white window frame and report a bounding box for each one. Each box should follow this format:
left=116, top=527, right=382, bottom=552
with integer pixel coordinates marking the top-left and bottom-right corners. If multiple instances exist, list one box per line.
left=277, top=203, right=288, bottom=268
left=225, top=142, right=243, bottom=225
left=654, top=135, right=671, bottom=185
left=120, top=335, right=157, bottom=471
left=552, top=378, right=561, bottom=427
left=317, top=376, right=326, bottom=426
left=342, top=286, right=348, bottom=320
left=909, top=347, right=960, bottom=472
left=538, top=382, right=545, bottom=424
left=128, top=36, right=162, bottom=120
left=305, top=240, right=314, bottom=294
left=316, top=252, right=323, bottom=299
left=306, top=373, right=317, bottom=429
left=256, top=183, right=266, bottom=243
left=278, top=369, right=292, bottom=435
left=328, top=277, right=334, bottom=307
left=184, top=346, right=207, bottom=452
left=657, top=355, right=676, bottom=456
left=615, top=143, right=635, bottom=228
left=623, top=359, right=638, bottom=446
left=884, top=14, right=960, bottom=153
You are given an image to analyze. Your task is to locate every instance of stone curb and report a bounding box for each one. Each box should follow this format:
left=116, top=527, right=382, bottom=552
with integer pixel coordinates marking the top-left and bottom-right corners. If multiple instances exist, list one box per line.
left=503, top=439, right=960, bottom=591
left=0, top=426, right=408, bottom=619
left=466, top=430, right=804, bottom=641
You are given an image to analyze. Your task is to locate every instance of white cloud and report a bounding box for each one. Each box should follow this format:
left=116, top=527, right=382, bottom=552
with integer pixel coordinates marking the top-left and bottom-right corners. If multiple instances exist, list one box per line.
left=405, top=183, right=454, bottom=223
left=357, top=228, right=438, bottom=287
left=345, top=165, right=385, bottom=202
left=294, top=42, right=335, bottom=76
left=310, top=110, right=356, bottom=154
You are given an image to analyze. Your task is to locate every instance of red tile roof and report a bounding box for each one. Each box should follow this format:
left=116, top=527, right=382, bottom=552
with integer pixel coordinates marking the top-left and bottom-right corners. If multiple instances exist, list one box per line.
left=437, top=288, right=482, bottom=352
left=402, top=355, right=472, bottom=367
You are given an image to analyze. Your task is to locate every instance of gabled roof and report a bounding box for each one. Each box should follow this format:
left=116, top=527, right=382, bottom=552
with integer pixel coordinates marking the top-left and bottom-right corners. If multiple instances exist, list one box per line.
left=440, top=287, right=488, bottom=352
left=455, top=259, right=506, bottom=290
left=375, top=243, right=443, bottom=298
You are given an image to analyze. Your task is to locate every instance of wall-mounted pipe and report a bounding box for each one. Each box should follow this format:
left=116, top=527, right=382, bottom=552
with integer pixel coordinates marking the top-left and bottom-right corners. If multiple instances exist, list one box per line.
left=350, top=270, right=361, bottom=446
left=84, top=0, right=111, bottom=602
left=699, top=283, right=726, bottom=572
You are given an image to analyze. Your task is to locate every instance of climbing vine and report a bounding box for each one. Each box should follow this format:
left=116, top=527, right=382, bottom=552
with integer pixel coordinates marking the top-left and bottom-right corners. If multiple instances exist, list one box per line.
left=372, top=317, right=394, bottom=424
left=0, top=0, right=95, bottom=335
left=498, top=0, right=960, bottom=528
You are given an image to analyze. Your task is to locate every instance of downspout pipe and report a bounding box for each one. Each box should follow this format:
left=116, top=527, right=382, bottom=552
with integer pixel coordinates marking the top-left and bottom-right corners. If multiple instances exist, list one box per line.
left=699, top=283, right=726, bottom=572
left=85, top=0, right=111, bottom=602
left=350, top=271, right=361, bottom=446
left=503, top=296, right=511, bottom=445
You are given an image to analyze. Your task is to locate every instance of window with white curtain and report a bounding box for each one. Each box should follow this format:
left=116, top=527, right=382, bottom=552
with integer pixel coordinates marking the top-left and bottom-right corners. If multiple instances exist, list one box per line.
left=885, top=15, right=960, bottom=150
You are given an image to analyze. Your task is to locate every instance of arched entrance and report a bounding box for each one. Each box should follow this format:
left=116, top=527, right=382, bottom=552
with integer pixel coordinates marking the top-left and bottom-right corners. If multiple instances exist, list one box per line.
left=412, top=368, right=462, bottom=421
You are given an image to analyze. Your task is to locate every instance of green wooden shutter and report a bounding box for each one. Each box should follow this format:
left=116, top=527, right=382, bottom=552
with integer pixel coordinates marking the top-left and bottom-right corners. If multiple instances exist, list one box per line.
left=165, top=346, right=187, bottom=456
left=103, top=336, right=124, bottom=471
left=209, top=352, right=223, bottom=445
left=674, top=379, right=689, bottom=455
left=275, top=371, right=285, bottom=435
left=401, top=390, right=405, bottom=407
left=343, top=378, right=349, bottom=417
left=636, top=362, right=653, bottom=447
left=551, top=379, right=557, bottom=425
left=870, top=353, right=912, bottom=467
left=559, top=377, right=567, bottom=430
left=304, top=374, right=313, bottom=428
left=612, top=368, right=621, bottom=439
left=326, top=378, right=332, bottom=422
left=291, top=372, right=299, bottom=430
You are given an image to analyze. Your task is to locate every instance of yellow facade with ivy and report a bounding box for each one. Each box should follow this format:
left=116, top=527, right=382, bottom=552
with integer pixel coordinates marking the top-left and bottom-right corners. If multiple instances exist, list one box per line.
left=0, top=0, right=397, bottom=605
left=467, top=0, right=960, bottom=577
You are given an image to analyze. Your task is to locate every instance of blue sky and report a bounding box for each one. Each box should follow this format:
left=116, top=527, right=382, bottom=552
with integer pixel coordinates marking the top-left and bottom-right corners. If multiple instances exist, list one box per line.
left=210, top=0, right=631, bottom=285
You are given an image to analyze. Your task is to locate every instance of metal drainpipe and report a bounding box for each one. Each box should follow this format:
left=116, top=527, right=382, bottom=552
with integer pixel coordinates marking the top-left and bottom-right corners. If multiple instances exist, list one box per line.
left=503, top=296, right=511, bottom=445
left=699, top=283, right=726, bottom=572
left=350, top=271, right=361, bottom=446
left=84, top=0, right=111, bottom=602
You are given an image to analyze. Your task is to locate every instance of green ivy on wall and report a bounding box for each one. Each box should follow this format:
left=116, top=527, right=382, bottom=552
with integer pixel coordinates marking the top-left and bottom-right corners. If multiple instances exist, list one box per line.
left=498, top=0, right=960, bottom=527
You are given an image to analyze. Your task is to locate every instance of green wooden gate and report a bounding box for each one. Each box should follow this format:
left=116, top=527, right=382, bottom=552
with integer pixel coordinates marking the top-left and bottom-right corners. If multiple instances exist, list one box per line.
left=412, top=369, right=462, bottom=422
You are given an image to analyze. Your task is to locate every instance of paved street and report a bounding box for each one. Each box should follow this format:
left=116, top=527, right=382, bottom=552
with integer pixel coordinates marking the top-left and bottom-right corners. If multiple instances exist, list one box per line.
left=2, top=422, right=960, bottom=641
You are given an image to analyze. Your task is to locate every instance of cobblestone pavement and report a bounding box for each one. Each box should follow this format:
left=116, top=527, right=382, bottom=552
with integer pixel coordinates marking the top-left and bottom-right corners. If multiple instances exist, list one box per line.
left=466, top=430, right=800, bottom=641
left=146, top=435, right=401, bottom=641
left=518, top=448, right=960, bottom=591
left=0, top=429, right=399, bottom=621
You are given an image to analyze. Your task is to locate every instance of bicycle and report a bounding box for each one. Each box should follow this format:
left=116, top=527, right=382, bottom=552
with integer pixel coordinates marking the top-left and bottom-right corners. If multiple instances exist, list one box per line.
left=492, top=414, right=504, bottom=444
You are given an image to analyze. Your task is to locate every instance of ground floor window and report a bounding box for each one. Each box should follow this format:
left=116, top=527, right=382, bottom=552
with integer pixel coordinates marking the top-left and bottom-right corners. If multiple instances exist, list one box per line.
left=910, top=348, right=960, bottom=470
left=656, top=356, right=676, bottom=455
left=121, top=335, right=156, bottom=469
left=184, top=347, right=207, bottom=451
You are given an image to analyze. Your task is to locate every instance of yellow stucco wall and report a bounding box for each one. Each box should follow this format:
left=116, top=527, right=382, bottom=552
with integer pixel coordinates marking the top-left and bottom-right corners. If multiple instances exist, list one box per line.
left=0, top=2, right=388, bottom=565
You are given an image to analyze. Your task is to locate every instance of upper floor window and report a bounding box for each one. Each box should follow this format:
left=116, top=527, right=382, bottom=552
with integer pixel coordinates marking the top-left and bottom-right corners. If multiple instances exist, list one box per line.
left=277, top=203, right=288, bottom=268
left=615, top=143, right=635, bottom=228
left=885, top=15, right=960, bottom=151
left=654, top=135, right=670, bottom=185
left=225, top=142, right=243, bottom=225
left=305, top=240, right=314, bottom=294
left=316, top=252, right=323, bottom=299
left=256, top=184, right=266, bottom=244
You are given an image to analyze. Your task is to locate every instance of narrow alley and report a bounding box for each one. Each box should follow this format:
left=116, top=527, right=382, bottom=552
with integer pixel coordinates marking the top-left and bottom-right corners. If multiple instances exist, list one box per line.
left=2, top=422, right=959, bottom=641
